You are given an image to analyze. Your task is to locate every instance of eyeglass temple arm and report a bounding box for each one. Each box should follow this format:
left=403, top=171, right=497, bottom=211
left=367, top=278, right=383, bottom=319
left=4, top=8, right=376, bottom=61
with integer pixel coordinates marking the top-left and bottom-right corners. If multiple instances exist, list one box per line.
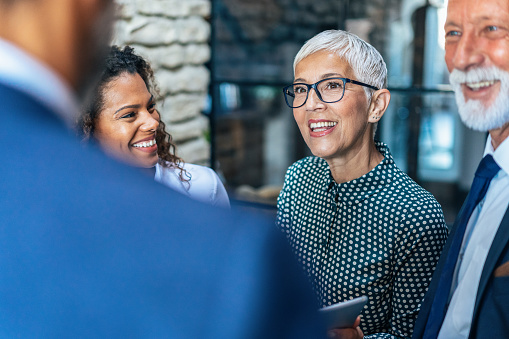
left=283, top=88, right=295, bottom=97
left=348, top=79, right=379, bottom=91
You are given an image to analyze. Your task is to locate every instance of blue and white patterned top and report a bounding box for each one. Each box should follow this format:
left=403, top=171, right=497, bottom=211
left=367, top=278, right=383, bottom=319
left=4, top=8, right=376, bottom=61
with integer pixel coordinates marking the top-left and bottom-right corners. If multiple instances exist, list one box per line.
left=277, top=142, right=448, bottom=339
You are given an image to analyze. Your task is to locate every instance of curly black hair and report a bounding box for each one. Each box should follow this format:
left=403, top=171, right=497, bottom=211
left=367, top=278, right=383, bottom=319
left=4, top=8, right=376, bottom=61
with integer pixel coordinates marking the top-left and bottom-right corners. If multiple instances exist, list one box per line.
left=79, top=45, right=188, bottom=181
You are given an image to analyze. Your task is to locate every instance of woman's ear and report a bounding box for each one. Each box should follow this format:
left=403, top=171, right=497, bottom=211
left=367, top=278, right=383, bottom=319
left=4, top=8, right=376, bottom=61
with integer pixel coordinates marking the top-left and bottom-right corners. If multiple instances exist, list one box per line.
left=367, top=89, right=391, bottom=123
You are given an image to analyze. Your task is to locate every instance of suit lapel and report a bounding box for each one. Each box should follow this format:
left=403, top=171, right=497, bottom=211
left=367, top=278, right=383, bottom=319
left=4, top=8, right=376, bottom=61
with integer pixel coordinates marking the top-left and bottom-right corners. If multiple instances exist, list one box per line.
left=472, top=207, right=509, bottom=319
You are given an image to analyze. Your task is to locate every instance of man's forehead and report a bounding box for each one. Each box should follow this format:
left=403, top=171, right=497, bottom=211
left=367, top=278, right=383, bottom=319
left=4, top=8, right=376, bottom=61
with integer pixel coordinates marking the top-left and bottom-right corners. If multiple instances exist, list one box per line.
left=447, top=0, right=509, bottom=19
left=447, top=0, right=509, bottom=15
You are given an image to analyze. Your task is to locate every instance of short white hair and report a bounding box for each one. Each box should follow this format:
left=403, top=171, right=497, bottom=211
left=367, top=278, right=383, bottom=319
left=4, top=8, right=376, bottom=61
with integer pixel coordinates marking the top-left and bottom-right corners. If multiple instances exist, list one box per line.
left=293, top=30, right=387, bottom=101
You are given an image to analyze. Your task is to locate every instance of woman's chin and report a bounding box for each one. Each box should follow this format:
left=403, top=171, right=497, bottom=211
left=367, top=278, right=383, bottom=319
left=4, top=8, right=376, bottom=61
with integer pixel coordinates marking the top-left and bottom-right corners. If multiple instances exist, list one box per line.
left=137, top=158, right=159, bottom=169
left=120, top=154, right=159, bottom=169
left=310, top=148, right=337, bottom=160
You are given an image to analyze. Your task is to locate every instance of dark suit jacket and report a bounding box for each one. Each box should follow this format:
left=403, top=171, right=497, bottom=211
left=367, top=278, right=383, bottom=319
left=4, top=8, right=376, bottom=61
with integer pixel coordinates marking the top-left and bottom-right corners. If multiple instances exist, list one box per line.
left=0, top=83, right=323, bottom=338
left=413, top=183, right=509, bottom=338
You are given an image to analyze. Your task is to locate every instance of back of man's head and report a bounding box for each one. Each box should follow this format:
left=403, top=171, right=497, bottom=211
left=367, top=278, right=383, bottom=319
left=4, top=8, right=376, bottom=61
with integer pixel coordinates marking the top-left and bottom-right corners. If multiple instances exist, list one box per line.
left=0, top=0, right=114, bottom=100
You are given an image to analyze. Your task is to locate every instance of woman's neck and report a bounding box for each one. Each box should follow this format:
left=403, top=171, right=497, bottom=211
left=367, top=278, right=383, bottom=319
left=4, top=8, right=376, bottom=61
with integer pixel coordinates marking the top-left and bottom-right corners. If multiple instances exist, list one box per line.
left=326, top=141, right=383, bottom=184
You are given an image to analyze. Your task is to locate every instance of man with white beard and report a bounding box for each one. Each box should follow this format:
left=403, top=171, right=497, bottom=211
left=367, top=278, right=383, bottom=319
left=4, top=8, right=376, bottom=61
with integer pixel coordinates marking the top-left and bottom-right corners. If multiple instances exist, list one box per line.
left=412, top=0, right=509, bottom=338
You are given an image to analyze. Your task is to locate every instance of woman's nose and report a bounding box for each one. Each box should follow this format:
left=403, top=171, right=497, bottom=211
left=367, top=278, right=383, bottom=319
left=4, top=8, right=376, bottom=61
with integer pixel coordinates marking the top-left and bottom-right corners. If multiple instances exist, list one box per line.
left=304, top=88, right=324, bottom=111
left=140, top=111, right=159, bottom=132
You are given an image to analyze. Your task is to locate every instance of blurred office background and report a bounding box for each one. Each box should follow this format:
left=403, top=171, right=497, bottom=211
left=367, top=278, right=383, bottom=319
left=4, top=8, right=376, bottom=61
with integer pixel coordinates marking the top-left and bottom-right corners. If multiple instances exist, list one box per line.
left=115, top=0, right=487, bottom=224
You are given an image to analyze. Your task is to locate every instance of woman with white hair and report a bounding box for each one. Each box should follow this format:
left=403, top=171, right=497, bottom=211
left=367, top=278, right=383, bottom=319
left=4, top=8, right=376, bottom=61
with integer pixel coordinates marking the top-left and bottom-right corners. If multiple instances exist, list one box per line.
left=277, top=30, right=448, bottom=338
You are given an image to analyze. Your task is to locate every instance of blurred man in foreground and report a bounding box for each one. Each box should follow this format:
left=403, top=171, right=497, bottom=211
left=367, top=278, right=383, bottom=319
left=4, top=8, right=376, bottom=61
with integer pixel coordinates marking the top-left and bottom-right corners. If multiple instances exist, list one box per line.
left=0, top=1, right=321, bottom=337
left=413, top=0, right=509, bottom=338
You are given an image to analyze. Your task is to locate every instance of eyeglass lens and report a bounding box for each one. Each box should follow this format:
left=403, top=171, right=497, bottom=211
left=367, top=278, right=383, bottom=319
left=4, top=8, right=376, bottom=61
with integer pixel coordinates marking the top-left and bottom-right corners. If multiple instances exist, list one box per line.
left=285, top=78, right=346, bottom=108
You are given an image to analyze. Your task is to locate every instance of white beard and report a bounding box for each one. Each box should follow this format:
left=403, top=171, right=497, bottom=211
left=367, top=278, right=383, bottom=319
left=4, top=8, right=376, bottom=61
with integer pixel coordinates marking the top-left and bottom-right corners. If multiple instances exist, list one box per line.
left=449, top=66, right=509, bottom=132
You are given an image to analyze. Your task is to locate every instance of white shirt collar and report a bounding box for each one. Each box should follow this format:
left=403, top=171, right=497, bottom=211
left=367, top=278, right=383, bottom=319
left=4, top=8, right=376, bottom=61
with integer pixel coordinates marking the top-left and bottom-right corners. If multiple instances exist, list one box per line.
left=0, top=38, right=79, bottom=128
left=483, top=134, right=509, bottom=176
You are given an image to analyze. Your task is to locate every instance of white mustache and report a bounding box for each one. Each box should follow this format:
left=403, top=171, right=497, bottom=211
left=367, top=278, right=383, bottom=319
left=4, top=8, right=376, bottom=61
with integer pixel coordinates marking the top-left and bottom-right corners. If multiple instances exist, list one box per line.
left=450, top=66, right=501, bottom=84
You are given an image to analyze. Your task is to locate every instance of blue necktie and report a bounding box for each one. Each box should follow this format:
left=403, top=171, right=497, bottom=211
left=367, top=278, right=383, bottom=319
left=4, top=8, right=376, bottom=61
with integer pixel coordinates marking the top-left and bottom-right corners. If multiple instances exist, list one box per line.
left=423, top=154, right=500, bottom=339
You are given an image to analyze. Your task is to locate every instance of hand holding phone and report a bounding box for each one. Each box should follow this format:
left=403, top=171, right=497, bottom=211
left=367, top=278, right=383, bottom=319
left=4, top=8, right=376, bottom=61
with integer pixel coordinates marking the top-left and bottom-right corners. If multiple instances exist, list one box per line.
left=318, top=296, right=368, bottom=330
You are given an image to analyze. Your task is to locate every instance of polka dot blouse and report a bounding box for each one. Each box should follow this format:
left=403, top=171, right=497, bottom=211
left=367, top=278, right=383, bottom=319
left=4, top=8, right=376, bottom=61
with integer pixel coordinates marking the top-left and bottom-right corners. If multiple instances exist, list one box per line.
left=277, top=142, right=448, bottom=339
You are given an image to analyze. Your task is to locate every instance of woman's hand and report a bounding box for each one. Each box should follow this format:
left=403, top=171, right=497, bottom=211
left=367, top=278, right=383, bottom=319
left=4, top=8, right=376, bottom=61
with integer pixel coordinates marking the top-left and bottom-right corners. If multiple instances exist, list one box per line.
left=327, top=316, right=364, bottom=339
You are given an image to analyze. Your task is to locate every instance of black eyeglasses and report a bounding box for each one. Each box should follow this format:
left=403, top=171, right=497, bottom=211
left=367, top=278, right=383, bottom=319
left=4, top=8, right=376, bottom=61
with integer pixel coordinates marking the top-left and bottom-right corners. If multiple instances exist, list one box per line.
left=283, top=77, right=379, bottom=108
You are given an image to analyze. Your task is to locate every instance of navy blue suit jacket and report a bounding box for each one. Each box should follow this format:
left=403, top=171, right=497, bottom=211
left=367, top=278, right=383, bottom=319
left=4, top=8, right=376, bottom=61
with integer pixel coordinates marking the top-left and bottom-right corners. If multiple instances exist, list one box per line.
left=413, top=186, right=509, bottom=338
left=0, top=83, right=323, bottom=338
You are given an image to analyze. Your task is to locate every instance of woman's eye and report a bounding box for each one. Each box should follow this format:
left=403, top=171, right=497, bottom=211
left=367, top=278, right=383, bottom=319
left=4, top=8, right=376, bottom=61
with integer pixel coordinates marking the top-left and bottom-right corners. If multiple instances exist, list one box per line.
left=148, top=103, right=156, bottom=112
left=294, top=85, right=308, bottom=94
left=487, top=25, right=498, bottom=32
left=121, top=112, right=136, bottom=119
left=324, top=81, right=343, bottom=90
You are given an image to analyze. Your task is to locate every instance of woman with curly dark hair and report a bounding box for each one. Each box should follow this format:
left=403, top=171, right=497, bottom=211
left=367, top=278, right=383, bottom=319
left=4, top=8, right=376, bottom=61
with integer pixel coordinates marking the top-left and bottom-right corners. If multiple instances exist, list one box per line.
left=79, top=45, right=229, bottom=207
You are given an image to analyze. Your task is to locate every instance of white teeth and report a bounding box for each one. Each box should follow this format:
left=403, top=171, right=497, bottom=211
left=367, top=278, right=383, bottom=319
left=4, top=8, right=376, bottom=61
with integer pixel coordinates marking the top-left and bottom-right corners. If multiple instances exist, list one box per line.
left=133, top=139, right=156, bottom=148
left=309, top=121, right=337, bottom=131
left=466, top=80, right=496, bottom=90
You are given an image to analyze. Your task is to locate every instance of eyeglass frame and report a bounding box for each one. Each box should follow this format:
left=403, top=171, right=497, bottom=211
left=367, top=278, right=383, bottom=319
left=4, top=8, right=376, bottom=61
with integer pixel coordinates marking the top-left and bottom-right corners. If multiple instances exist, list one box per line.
left=282, top=77, right=380, bottom=109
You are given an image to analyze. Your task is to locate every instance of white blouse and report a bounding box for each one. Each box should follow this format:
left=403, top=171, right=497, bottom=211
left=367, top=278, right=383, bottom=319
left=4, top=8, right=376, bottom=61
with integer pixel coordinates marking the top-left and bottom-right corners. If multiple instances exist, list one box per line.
left=154, top=162, right=230, bottom=208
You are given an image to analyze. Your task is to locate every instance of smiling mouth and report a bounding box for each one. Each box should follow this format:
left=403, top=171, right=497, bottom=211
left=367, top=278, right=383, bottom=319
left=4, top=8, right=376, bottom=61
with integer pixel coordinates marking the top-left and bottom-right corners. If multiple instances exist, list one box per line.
left=132, top=138, right=156, bottom=148
left=309, top=121, right=337, bottom=132
left=465, top=80, right=498, bottom=91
